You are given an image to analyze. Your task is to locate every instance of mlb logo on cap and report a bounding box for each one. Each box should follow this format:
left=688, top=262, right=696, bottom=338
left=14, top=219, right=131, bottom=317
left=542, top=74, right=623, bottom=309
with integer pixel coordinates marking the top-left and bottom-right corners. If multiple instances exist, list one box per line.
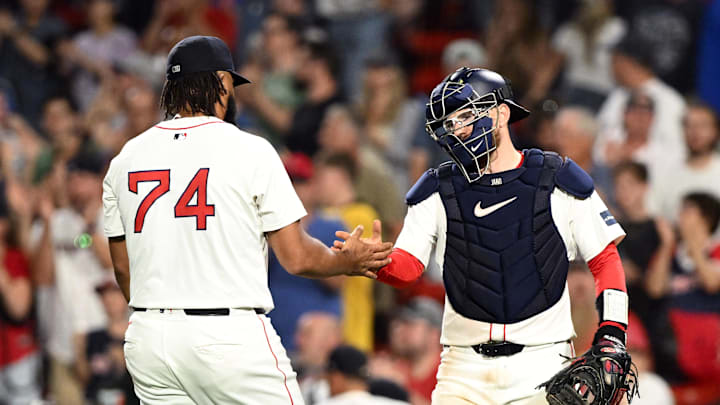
left=171, top=65, right=181, bottom=73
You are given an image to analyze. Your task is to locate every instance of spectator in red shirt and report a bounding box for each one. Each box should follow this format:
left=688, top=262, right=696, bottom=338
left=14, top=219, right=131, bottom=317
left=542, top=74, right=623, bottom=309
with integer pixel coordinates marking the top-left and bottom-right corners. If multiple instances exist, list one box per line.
left=0, top=189, right=40, bottom=404
left=371, top=298, right=442, bottom=405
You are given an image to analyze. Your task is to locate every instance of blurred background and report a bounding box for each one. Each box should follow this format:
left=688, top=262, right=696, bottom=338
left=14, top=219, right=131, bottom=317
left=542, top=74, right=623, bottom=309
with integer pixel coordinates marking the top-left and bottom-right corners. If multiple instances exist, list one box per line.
left=0, top=0, right=719, bottom=404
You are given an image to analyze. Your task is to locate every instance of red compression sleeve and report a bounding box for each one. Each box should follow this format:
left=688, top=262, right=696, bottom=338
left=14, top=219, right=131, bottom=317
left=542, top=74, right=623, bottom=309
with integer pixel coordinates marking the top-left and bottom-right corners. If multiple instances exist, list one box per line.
left=587, top=243, right=627, bottom=296
left=376, top=248, right=425, bottom=288
left=588, top=243, right=628, bottom=333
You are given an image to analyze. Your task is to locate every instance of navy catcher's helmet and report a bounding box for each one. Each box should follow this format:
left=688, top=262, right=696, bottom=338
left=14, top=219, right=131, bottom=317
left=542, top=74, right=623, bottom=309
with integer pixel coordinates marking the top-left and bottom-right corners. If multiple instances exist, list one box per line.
left=425, top=67, right=530, bottom=182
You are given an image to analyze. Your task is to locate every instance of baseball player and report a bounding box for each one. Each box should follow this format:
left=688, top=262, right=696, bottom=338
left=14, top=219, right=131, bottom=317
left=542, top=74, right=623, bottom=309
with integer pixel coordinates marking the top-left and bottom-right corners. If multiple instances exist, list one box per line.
left=336, top=68, right=637, bottom=404
left=102, top=36, right=392, bottom=405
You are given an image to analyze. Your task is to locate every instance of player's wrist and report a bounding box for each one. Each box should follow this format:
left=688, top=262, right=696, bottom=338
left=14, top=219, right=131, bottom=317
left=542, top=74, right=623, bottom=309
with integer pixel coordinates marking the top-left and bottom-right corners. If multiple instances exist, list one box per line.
left=593, top=323, right=626, bottom=346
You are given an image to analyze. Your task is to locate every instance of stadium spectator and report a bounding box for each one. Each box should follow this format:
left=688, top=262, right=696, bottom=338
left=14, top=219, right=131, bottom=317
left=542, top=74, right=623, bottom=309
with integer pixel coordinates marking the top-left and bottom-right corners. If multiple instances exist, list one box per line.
left=551, top=0, right=626, bottom=111
left=77, top=278, right=138, bottom=405
left=315, top=0, right=389, bottom=100
left=595, top=33, right=686, bottom=177
left=648, top=192, right=720, bottom=299
left=0, top=0, right=66, bottom=126
left=441, top=38, right=487, bottom=73
left=319, top=345, right=409, bottom=405
left=612, top=162, right=662, bottom=299
left=268, top=153, right=344, bottom=353
left=294, top=311, right=343, bottom=405
left=33, top=97, right=84, bottom=183
left=315, top=152, right=379, bottom=352
left=647, top=192, right=720, bottom=384
left=316, top=105, right=404, bottom=241
left=238, top=12, right=307, bottom=146
left=286, top=42, right=343, bottom=156
left=370, top=298, right=442, bottom=405
left=648, top=101, right=720, bottom=222
left=0, top=91, right=43, bottom=183
left=609, top=160, right=683, bottom=380
left=32, top=151, right=111, bottom=405
left=599, top=91, right=660, bottom=172
left=61, top=0, right=137, bottom=111
left=552, top=106, right=614, bottom=203
left=0, top=186, right=41, bottom=405
left=243, top=40, right=342, bottom=156
left=356, top=52, right=424, bottom=193
left=120, top=83, right=160, bottom=145
left=484, top=0, right=562, bottom=107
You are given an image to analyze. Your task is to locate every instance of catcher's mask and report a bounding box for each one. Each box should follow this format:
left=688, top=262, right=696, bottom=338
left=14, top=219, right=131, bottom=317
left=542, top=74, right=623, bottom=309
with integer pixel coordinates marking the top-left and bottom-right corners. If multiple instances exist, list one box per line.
left=425, top=67, right=530, bottom=183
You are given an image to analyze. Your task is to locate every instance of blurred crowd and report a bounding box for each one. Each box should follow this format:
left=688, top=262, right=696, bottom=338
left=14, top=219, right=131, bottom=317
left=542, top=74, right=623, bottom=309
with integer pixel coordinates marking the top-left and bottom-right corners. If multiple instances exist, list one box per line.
left=0, top=0, right=719, bottom=404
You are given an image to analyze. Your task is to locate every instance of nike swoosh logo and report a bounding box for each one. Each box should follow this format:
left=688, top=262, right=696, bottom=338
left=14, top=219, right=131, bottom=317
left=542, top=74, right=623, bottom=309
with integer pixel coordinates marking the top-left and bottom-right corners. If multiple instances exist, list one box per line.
left=474, top=196, right=517, bottom=218
left=470, top=142, right=483, bottom=152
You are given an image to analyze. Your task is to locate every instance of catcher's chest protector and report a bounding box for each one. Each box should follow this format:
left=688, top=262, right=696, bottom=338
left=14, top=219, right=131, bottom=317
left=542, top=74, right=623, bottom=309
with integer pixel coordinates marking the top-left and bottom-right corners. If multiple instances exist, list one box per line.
left=438, top=149, right=569, bottom=324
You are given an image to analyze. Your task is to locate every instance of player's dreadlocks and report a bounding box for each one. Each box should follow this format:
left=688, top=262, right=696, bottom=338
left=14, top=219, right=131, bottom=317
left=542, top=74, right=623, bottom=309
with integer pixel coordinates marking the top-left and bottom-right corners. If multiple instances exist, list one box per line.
left=160, top=71, right=227, bottom=118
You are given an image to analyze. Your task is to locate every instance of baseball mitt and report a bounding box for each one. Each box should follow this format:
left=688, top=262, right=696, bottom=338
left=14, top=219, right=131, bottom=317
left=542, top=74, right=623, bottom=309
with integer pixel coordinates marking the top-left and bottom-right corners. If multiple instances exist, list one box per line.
left=538, top=335, right=639, bottom=405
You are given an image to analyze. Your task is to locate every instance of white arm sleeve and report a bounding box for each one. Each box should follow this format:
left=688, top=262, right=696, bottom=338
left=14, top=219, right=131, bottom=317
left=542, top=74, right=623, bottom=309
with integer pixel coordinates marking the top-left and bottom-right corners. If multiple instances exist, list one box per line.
left=394, top=193, right=442, bottom=267
left=252, top=141, right=307, bottom=232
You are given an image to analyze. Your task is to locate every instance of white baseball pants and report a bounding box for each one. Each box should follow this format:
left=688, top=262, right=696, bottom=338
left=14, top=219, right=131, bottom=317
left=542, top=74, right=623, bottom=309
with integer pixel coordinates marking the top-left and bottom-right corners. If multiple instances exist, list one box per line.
left=124, top=308, right=304, bottom=405
left=431, top=341, right=573, bottom=405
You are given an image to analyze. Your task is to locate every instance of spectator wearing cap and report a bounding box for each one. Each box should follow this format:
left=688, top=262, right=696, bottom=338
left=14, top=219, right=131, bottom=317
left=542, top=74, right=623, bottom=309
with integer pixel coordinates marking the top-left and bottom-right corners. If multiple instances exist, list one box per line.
left=648, top=101, right=720, bottom=222
left=76, top=277, right=139, bottom=405
left=595, top=33, right=686, bottom=179
left=356, top=50, right=425, bottom=194
left=268, top=153, right=346, bottom=353
left=31, top=149, right=112, bottom=404
left=441, top=39, right=487, bottom=74
left=370, top=298, right=442, bottom=405
left=318, top=345, right=409, bottom=405
left=0, top=181, right=41, bottom=404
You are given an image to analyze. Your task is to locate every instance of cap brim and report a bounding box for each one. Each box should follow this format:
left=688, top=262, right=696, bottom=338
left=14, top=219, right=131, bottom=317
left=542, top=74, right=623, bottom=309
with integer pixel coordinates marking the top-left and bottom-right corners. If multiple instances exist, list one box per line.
left=505, top=100, right=530, bottom=123
left=229, top=71, right=251, bottom=86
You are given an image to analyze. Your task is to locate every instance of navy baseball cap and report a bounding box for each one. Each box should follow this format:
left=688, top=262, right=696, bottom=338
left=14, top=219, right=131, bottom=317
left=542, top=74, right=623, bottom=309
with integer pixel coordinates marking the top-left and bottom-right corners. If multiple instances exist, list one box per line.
left=166, top=36, right=250, bottom=86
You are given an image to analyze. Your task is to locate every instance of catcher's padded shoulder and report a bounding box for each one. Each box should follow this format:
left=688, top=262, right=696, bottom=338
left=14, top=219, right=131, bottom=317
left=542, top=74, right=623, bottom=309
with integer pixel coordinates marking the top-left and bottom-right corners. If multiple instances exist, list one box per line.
left=555, top=157, right=594, bottom=199
left=405, top=168, right=440, bottom=205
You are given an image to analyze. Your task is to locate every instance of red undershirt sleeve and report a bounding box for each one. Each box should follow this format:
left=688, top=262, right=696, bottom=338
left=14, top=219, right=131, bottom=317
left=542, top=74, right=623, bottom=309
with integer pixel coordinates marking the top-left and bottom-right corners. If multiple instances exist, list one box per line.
left=587, top=242, right=627, bottom=296
left=588, top=243, right=629, bottom=340
left=376, top=248, right=425, bottom=289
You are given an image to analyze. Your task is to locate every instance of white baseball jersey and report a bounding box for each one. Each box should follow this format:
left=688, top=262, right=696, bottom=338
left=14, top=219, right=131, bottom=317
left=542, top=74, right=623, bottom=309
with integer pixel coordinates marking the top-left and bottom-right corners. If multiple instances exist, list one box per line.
left=102, top=116, right=306, bottom=310
left=395, top=189, right=625, bottom=346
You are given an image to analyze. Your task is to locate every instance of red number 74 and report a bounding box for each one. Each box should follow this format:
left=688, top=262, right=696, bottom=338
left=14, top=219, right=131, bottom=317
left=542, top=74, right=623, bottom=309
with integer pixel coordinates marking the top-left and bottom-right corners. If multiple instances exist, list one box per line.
left=128, top=169, right=215, bottom=233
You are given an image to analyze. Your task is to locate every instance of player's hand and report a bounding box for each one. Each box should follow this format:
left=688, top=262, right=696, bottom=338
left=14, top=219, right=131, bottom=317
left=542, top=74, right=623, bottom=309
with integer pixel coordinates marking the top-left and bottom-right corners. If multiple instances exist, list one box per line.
left=335, top=220, right=393, bottom=278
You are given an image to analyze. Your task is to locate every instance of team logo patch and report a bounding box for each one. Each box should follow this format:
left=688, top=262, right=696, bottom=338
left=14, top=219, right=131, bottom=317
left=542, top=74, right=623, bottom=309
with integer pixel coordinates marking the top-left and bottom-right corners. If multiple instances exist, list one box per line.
left=174, top=132, right=187, bottom=140
left=600, top=210, right=617, bottom=226
left=171, top=65, right=181, bottom=73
